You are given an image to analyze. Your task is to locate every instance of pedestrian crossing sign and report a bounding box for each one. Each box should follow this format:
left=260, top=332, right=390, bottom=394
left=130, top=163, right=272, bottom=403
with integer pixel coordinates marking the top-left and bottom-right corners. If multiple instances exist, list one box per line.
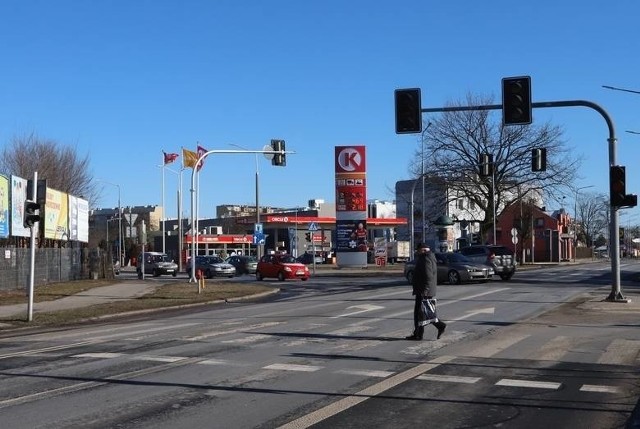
left=308, top=222, right=318, bottom=231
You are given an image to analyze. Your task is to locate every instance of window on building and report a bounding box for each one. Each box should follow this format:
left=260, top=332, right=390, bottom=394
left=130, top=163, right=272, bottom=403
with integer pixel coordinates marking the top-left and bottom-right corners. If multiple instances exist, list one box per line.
left=457, top=198, right=464, bottom=210
left=469, top=199, right=476, bottom=210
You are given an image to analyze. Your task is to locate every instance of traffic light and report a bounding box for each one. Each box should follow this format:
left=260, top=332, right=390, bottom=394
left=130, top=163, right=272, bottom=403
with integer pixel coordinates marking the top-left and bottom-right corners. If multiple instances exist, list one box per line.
left=502, top=76, right=532, bottom=126
left=271, top=139, right=286, bottom=166
left=23, top=200, right=41, bottom=228
left=531, top=148, right=547, bottom=172
left=479, top=153, right=493, bottom=177
left=394, top=88, right=422, bottom=134
left=610, top=165, right=626, bottom=207
left=305, top=232, right=311, bottom=242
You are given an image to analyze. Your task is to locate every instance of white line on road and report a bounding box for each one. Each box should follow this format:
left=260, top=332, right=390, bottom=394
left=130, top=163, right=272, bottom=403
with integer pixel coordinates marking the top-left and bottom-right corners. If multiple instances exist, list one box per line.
left=496, top=378, right=561, bottom=390
left=264, top=363, right=323, bottom=372
left=417, top=374, right=481, bottom=384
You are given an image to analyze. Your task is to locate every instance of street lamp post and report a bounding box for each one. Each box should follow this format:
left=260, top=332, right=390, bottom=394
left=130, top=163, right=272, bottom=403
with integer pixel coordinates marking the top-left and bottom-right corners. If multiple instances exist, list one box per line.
left=230, top=144, right=261, bottom=259
left=98, top=179, right=122, bottom=268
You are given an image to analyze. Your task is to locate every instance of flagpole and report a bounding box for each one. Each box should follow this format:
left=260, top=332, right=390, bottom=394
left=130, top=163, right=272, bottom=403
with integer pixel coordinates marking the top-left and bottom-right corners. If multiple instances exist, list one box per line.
left=161, top=152, right=166, bottom=254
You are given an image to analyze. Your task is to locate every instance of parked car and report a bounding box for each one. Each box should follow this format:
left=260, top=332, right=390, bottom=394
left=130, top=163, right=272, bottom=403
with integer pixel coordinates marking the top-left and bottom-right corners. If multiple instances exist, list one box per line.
left=296, top=252, right=324, bottom=265
left=456, top=245, right=516, bottom=280
left=404, top=252, right=494, bottom=285
left=137, top=252, right=178, bottom=278
left=225, top=255, right=258, bottom=275
left=256, top=253, right=310, bottom=281
left=187, top=255, right=236, bottom=278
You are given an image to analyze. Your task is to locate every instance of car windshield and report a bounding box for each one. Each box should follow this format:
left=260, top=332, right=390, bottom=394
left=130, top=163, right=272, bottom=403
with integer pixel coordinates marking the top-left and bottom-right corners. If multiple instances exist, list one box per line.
left=448, top=253, right=473, bottom=263
left=280, top=255, right=297, bottom=263
left=208, top=257, right=224, bottom=264
left=151, top=254, right=171, bottom=263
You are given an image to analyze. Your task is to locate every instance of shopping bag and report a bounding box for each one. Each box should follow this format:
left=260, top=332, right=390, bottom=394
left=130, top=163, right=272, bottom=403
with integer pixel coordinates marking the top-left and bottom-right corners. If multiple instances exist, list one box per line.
left=418, top=298, right=438, bottom=326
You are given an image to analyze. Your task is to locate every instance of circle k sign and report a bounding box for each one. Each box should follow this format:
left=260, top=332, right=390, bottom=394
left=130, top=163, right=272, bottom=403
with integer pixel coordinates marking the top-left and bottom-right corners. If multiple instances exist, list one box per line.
left=335, top=146, right=366, bottom=173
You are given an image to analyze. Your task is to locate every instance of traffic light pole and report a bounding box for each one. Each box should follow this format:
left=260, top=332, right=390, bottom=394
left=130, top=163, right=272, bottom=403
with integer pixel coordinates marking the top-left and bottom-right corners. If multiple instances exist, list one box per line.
left=27, top=171, right=38, bottom=322
left=422, top=99, right=626, bottom=302
left=188, top=147, right=293, bottom=284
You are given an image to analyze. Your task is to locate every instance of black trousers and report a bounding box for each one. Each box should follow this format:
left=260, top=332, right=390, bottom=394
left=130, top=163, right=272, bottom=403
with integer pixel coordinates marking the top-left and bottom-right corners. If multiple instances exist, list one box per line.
left=412, top=294, right=425, bottom=338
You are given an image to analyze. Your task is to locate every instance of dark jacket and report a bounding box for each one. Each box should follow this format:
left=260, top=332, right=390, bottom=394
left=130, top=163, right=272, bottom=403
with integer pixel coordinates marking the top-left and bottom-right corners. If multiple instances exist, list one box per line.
left=411, top=250, right=437, bottom=297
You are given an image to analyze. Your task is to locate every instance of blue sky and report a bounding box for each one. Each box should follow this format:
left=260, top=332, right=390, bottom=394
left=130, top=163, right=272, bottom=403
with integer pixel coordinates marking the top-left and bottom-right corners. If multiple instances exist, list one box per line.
left=1, top=0, right=639, bottom=223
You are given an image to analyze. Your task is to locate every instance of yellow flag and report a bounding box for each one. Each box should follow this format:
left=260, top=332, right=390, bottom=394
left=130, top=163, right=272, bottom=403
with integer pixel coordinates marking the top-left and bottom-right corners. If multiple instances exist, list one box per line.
left=182, top=148, right=198, bottom=169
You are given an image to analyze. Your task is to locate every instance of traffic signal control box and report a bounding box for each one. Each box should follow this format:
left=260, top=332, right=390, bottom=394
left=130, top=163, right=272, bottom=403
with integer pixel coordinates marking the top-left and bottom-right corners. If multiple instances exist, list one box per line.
left=531, top=148, right=547, bottom=172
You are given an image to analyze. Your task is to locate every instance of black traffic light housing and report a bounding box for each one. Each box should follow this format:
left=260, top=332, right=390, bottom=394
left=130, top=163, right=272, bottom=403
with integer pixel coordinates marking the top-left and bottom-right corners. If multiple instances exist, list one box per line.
left=271, top=139, right=286, bottom=166
left=610, top=165, right=626, bottom=207
left=394, top=88, right=422, bottom=134
left=531, top=148, right=547, bottom=172
left=305, top=232, right=311, bottom=242
left=502, top=76, right=532, bottom=126
left=479, top=153, right=493, bottom=177
left=610, top=165, right=638, bottom=208
left=23, top=200, right=41, bottom=228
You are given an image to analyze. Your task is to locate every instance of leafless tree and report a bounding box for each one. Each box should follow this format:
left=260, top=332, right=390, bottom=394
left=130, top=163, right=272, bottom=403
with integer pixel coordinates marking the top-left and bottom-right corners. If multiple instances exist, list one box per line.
left=412, top=93, right=582, bottom=237
left=577, top=192, right=609, bottom=247
left=0, top=132, right=98, bottom=203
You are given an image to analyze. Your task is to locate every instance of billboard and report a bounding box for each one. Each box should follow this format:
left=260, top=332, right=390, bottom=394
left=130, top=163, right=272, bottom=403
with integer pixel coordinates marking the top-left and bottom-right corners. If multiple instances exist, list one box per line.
left=69, top=195, right=89, bottom=243
left=10, top=175, right=29, bottom=237
left=44, top=188, right=69, bottom=240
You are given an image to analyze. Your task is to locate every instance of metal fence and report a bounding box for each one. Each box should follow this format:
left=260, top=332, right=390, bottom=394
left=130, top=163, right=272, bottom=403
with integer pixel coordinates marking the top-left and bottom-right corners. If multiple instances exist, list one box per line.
left=0, top=246, right=112, bottom=292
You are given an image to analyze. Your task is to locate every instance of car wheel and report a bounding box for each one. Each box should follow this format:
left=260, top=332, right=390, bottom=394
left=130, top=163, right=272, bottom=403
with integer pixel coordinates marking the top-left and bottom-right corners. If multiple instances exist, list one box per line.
left=448, top=270, right=462, bottom=285
left=301, top=277, right=308, bottom=281
left=172, top=271, right=177, bottom=277
left=278, top=271, right=285, bottom=281
left=406, top=270, right=413, bottom=285
left=153, top=269, right=160, bottom=277
left=499, top=272, right=514, bottom=281
left=256, top=271, right=263, bottom=281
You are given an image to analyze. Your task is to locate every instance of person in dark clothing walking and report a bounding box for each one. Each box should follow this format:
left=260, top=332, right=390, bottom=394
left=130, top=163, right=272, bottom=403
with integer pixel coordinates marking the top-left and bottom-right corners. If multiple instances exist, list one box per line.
left=406, top=243, right=447, bottom=340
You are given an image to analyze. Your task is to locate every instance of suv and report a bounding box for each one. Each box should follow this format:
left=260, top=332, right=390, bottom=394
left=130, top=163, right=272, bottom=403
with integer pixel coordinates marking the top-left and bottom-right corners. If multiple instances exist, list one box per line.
left=137, top=252, right=178, bottom=278
left=457, top=245, right=516, bottom=280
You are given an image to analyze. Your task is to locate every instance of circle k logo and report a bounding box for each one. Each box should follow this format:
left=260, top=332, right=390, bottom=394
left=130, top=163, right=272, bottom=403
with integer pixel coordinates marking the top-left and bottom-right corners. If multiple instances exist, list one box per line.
left=336, top=146, right=366, bottom=173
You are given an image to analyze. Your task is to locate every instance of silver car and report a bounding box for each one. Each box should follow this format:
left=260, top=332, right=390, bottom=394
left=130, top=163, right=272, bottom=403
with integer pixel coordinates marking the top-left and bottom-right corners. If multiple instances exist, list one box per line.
left=404, top=252, right=494, bottom=285
left=188, top=255, right=236, bottom=279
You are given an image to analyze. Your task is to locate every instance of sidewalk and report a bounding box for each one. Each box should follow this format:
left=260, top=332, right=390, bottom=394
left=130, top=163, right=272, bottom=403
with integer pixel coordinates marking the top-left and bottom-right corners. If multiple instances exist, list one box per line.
left=0, top=281, right=158, bottom=321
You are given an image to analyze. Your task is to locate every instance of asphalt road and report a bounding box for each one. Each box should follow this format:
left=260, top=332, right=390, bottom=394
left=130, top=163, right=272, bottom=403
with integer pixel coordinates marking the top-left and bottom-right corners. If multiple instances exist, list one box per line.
left=0, top=261, right=639, bottom=429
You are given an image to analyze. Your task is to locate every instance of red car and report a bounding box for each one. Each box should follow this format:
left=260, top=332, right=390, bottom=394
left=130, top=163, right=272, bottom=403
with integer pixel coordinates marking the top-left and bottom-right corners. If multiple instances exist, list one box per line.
left=256, top=253, right=310, bottom=281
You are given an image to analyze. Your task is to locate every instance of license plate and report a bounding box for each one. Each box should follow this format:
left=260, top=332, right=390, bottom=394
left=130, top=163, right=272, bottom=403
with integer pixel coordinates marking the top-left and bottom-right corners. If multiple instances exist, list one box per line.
left=166, top=269, right=174, bottom=272
left=296, top=270, right=305, bottom=275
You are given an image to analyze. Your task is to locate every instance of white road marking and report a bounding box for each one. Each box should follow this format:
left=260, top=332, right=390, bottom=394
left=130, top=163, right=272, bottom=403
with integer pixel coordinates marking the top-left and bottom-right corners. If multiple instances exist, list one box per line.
left=331, top=304, right=384, bottom=319
left=580, top=384, right=620, bottom=393
left=221, top=334, right=271, bottom=344
left=463, top=333, right=531, bottom=358
left=336, top=369, right=394, bottom=378
left=598, top=339, right=640, bottom=365
left=496, top=378, right=561, bottom=390
left=73, top=352, right=124, bottom=359
left=264, top=363, right=322, bottom=372
left=417, top=374, right=481, bottom=384
left=184, top=321, right=284, bottom=341
left=276, top=355, right=456, bottom=429
left=130, top=355, right=187, bottom=363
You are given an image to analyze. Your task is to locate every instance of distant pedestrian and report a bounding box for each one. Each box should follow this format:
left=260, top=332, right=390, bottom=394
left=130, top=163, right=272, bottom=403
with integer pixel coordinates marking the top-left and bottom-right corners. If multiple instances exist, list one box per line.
left=406, top=243, right=446, bottom=340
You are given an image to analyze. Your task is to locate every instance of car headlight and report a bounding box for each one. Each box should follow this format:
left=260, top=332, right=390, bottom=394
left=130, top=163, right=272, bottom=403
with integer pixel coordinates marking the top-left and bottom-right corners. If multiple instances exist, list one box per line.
left=284, top=266, right=292, bottom=272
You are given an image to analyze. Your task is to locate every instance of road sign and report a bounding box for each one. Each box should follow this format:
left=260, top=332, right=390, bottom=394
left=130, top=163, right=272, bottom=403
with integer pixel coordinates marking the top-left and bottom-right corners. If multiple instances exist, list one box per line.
left=512, top=236, right=519, bottom=245
left=511, top=227, right=518, bottom=237
left=253, top=232, right=265, bottom=245
left=308, top=222, right=318, bottom=231
left=254, top=223, right=263, bottom=234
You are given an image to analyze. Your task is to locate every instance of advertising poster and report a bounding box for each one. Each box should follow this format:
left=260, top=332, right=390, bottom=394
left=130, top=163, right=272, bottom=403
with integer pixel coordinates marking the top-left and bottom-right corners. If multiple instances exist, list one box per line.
left=0, top=176, right=9, bottom=238
left=335, top=219, right=369, bottom=252
left=10, top=175, right=29, bottom=237
left=44, top=188, right=69, bottom=240
left=69, top=195, right=89, bottom=243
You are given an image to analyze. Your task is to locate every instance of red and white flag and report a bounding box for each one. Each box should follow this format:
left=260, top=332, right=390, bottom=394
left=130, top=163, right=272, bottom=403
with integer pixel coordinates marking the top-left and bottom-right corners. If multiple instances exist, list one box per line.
left=163, top=151, right=179, bottom=165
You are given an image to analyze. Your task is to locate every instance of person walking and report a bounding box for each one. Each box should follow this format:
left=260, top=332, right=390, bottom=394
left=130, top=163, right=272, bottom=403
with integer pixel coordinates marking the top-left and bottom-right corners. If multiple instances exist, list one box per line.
left=406, top=243, right=446, bottom=340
